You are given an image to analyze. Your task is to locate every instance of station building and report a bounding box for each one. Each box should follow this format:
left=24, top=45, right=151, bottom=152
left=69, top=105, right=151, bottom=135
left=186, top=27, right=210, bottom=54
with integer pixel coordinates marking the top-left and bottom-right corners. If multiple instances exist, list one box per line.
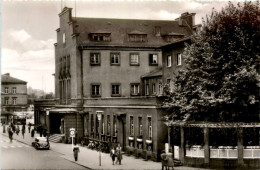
left=34, top=7, right=197, bottom=161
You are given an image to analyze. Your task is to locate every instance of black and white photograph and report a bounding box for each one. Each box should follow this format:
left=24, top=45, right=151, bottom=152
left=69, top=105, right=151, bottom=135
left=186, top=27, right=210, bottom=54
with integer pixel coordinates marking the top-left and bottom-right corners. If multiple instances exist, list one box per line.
left=1, top=0, right=259, bottom=169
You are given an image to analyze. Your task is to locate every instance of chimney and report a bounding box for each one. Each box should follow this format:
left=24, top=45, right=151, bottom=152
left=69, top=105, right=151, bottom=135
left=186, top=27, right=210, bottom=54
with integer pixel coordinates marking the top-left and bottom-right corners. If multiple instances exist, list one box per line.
left=179, top=12, right=196, bottom=29
left=4, top=73, right=10, bottom=76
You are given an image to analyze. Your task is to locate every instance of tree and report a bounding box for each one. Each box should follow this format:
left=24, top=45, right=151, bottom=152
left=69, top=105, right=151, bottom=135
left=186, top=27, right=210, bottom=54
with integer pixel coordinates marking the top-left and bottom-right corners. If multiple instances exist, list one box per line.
left=164, top=2, right=260, bottom=122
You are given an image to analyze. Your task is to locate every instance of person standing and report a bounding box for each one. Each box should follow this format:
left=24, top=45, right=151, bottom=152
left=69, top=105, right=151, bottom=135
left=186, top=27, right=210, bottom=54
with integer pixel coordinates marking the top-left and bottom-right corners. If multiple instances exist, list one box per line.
left=28, top=122, right=31, bottom=133
left=110, top=146, right=116, bottom=165
left=31, top=128, right=35, bottom=137
left=22, top=124, right=25, bottom=139
left=116, top=143, right=123, bottom=165
left=73, top=144, right=80, bottom=161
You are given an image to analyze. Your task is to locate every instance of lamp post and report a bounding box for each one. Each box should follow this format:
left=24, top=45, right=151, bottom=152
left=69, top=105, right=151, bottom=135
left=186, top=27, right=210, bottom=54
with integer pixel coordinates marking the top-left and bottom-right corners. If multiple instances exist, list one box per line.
left=96, top=111, right=103, bottom=166
left=45, top=108, right=50, bottom=142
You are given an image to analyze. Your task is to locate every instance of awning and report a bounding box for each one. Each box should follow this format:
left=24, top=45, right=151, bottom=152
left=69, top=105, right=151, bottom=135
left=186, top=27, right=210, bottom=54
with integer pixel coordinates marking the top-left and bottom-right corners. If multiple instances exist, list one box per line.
left=50, top=108, right=78, bottom=113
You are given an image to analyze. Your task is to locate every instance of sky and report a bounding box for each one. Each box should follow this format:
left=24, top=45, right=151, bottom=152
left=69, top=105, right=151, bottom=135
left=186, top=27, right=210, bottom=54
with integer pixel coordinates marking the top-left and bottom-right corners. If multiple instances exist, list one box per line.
left=1, top=0, right=232, bottom=93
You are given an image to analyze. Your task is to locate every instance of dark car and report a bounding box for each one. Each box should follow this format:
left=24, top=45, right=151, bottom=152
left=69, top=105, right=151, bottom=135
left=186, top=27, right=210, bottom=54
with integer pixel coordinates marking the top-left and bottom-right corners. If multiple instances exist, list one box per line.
left=32, top=137, right=50, bottom=150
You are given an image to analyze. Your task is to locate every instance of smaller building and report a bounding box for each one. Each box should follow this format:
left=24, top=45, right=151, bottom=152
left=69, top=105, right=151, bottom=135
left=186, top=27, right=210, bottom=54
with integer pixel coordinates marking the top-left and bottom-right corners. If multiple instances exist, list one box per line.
left=1, top=73, right=28, bottom=124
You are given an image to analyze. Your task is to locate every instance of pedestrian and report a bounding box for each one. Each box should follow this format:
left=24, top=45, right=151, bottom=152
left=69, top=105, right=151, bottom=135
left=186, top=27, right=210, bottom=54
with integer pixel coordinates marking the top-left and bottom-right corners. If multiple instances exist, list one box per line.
left=11, top=123, right=15, bottom=132
left=73, top=144, right=80, bottom=161
left=28, top=122, right=31, bottom=133
left=16, top=125, right=20, bottom=135
left=115, top=143, right=123, bottom=165
left=160, top=150, right=168, bottom=170
left=8, top=126, right=13, bottom=143
left=3, top=123, right=6, bottom=133
left=22, top=124, right=25, bottom=139
left=110, top=146, right=116, bottom=165
left=31, top=128, right=35, bottom=137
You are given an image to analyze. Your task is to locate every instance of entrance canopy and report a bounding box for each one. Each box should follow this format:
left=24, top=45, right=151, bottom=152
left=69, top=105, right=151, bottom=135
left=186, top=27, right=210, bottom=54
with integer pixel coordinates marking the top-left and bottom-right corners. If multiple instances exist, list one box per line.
left=50, top=108, right=77, bottom=113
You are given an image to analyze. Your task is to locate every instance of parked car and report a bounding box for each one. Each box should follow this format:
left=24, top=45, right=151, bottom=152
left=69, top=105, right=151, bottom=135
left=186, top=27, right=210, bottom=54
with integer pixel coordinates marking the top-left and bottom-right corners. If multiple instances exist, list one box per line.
left=32, top=137, right=50, bottom=150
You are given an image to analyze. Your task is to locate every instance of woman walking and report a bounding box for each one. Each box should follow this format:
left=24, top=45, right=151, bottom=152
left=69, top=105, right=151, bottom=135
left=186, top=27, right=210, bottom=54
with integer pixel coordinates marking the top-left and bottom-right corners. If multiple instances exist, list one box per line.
left=110, top=146, right=116, bottom=165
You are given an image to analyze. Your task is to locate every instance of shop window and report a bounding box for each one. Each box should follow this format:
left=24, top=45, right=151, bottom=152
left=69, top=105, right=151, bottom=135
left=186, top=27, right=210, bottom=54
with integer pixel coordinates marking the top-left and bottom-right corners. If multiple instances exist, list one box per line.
left=107, top=115, right=111, bottom=136
left=130, top=116, right=134, bottom=136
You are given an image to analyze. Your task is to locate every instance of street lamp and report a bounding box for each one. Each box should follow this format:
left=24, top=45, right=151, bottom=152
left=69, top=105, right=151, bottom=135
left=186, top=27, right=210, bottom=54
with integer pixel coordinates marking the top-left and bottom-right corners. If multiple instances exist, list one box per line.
left=45, top=108, right=50, bottom=142
left=96, top=111, right=103, bottom=166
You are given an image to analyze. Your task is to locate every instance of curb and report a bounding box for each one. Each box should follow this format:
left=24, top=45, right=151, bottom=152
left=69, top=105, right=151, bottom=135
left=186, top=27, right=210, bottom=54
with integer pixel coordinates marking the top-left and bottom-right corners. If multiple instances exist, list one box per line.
left=1, top=132, right=92, bottom=169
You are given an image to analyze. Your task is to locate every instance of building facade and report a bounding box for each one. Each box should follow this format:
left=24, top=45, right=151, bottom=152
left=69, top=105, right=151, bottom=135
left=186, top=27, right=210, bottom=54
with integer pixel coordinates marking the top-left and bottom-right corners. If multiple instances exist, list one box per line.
left=1, top=73, right=28, bottom=124
left=34, top=7, right=197, bottom=161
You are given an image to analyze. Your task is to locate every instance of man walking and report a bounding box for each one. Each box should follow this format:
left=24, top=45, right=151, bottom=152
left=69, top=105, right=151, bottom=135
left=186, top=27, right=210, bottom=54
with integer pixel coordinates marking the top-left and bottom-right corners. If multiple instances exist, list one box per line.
left=22, top=124, right=26, bottom=139
left=73, top=144, right=80, bottom=161
left=116, top=143, right=123, bottom=165
left=8, top=126, right=13, bottom=143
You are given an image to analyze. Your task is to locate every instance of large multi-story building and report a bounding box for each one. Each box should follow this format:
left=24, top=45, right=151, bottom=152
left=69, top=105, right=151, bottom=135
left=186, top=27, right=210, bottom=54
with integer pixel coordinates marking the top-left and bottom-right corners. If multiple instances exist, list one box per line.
left=34, top=7, right=197, bottom=161
left=1, top=73, right=28, bottom=124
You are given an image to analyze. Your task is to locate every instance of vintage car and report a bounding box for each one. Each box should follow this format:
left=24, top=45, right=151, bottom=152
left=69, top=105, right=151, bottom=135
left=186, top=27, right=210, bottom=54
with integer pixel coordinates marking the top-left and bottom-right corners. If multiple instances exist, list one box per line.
left=32, top=137, right=50, bottom=150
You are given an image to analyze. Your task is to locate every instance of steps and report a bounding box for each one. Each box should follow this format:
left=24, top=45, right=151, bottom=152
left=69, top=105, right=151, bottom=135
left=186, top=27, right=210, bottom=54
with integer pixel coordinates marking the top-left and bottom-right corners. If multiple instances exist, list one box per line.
left=48, top=134, right=63, bottom=143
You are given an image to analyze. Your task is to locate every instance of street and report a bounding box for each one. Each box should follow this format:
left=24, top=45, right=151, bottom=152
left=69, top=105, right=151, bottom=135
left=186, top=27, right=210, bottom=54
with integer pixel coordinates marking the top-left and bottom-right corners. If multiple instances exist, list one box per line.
left=1, top=134, right=88, bottom=170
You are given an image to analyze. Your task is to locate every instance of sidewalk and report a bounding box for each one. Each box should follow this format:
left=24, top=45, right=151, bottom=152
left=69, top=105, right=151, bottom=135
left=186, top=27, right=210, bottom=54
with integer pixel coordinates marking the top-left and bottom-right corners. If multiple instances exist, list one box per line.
left=1, top=125, right=206, bottom=170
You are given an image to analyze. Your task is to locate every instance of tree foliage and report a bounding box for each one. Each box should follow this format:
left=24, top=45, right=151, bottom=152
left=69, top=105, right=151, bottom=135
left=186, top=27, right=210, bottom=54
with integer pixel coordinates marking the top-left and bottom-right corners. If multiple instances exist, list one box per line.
left=164, top=2, right=260, bottom=122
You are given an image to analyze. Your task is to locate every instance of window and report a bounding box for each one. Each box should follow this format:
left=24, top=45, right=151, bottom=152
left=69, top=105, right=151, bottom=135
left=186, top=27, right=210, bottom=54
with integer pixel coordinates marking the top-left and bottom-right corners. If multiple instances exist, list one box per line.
left=91, top=84, right=101, bottom=96
left=90, top=53, right=101, bottom=65
left=12, top=98, right=17, bottom=105
left=110, top=53, right=120, bottom=65
left=158, top=83, right=163, bottom=95
left=107, top=115, right=111, bottom=135
left=111, top=84, right=120, bottom=96
left=96, top=114, right=99, bottom=134
left=138, top=117, right=143, bottom=136
left=152, top=84, right=156, bottom=94
left=148, top=117, right=152, bottom=139
left=167, top=55, right=172, bottom=67
left=129, top=34, right=147, bottom=42
left=130, top=116, right=134, bottom=136
left=12, top=87, right=16, bottom=94
left=4, top=97, right=9, bottom=105
left=145, top=84, right=149, bottom=96
left=177, top=53, right=182, bottom=66
left=130, top=53, right=139, bottom=65
left=113, top=115, right=117, bottom=136
left=149, top=54, right=158, bottom=65
left=167, top=79, right=171, bottom=84
left=5, top=87, right=8, bottom=94
left=62, top=33, right=66, bottom=44
left=90, top=33, right=111, bottom=42
left=91, top=114, right=94, bottom=134
left=101, top=114, right=104, bottom=135
left=84, top=114, right=89, bottom=136
left=130, top=84, right=140, bottom=96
